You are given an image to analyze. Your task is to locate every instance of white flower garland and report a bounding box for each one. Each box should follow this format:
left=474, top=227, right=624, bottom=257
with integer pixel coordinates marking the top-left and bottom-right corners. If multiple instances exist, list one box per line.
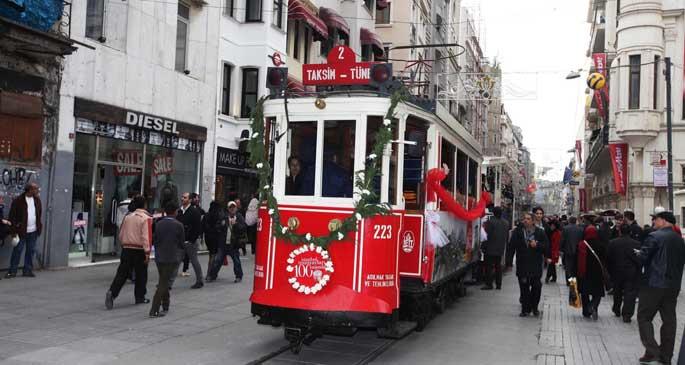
left=286, top=243, right=334, bottom=295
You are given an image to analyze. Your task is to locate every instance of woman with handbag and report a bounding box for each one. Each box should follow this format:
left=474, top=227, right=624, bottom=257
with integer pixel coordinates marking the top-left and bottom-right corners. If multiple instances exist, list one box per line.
left=576, top=225, right=608, bottom=320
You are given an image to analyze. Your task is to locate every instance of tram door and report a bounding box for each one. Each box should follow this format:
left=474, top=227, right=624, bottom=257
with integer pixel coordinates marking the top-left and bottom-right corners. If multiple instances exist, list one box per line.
left=403, top=118, right=428, bottom=211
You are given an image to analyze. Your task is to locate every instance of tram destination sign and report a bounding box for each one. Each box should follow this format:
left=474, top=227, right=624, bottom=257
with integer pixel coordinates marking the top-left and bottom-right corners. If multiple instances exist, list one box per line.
left=302, top=46, right=372, bottom=86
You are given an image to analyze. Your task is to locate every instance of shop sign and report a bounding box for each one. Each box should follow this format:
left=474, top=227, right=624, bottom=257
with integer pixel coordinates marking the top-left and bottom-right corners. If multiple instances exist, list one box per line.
left=152, top=155, right=174, bottom=176
left=654, top=166, right=668, bottom=187
left=217, top=147, right=249, bottom=170
left=125, top=111, right=179, bottom=135
left=609, top=143, right=628, bottom=196
left=112, top=150, right=143, bottom=176
left=302, top=46, right=372, bottom=86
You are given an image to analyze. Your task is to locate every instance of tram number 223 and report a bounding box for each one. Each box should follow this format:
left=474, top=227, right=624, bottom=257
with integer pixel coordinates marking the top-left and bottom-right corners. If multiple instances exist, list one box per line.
left=373, top=225, right=392, bottom=240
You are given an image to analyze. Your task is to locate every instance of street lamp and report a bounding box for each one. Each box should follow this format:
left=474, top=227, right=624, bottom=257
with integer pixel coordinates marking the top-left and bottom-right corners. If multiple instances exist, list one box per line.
left=565, top=69, right=582, bottom=80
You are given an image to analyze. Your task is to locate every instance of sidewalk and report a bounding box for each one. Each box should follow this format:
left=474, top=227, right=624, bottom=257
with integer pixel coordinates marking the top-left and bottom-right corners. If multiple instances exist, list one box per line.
left=0, top=260, right=683, bottom=364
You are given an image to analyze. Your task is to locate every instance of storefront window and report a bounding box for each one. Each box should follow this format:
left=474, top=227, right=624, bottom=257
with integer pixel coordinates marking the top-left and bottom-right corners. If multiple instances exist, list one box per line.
left=98, top=138, right=144, bottom=165
left=285, top=122, right=316, bottom=196
left=143, top=144, right=198, bottom=212
left=323, top=120, right=355, bottom=198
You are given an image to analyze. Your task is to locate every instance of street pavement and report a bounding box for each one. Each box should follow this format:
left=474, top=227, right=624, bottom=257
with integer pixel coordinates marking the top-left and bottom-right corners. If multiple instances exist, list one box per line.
left=0, top=256, right=683, bottom=365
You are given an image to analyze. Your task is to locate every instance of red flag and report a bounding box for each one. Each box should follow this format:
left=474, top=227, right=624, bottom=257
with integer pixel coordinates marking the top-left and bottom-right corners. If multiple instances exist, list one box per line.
left=609, top=143, right=628, bottom=196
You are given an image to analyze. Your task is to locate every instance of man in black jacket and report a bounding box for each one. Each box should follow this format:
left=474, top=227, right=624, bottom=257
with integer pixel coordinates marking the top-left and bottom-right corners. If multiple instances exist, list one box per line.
left=623, top=209, right=644, bottom=243
left=506, top=212, right=549, bottom=317
left=636, top=211, right=685, bottom=365
left=606, top=224, right=641, bottom=323
left=174, top=192, right=204, bottom=289
left=206, top=201, right=246, bottom=283
left=149, top=202, right=185, bottom=317
left=482, top=206, right=510, bottom=290
left=560, top=216, right=584, bottom=284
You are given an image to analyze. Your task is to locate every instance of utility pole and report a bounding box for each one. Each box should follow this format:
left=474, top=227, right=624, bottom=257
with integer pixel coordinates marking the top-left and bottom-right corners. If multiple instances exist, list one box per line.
left=665, top=57, right=674, bottom=211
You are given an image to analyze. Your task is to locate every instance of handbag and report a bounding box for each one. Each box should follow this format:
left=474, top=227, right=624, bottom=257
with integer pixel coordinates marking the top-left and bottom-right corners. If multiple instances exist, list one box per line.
left=583, top=240, right=612, bottom=291
left=5, top=234, right=19, bottom=247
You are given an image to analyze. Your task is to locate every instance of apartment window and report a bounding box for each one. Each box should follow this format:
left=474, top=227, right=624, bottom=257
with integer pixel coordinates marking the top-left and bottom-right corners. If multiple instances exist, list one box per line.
left=272, top=0, right=284, bottom=28
left=629, top=55, right=641, bottom=109
left=364, top=0, right=374, bottom=12
left=303, top=28, right=311, bottom=64
left=225, top=0, right=234, bottom=17
left=221, top=64, right=233, bottom=115
left=246, top=0, right=262, bottom=22
left=292, top=22, right=301, bottom=60
left=175, top=2, right=190, bottom=72
left=241, top=68, right=259, bottom=118
left=376, top=2, right=391, bottom=24
left=361, top=45, right=372, bottom=62
left=85, top=0, right=105, bottom=40
left=654, top=55, right=660, bottom=109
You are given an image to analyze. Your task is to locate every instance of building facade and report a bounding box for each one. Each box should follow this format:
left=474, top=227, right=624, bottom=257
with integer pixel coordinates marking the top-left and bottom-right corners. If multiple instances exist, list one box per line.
left=0, top=1, right=76, bottom=270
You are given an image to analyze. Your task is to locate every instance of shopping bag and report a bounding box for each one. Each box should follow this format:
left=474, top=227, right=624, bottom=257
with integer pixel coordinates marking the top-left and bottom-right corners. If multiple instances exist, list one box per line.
left=568, top=278, right=581, bottom=309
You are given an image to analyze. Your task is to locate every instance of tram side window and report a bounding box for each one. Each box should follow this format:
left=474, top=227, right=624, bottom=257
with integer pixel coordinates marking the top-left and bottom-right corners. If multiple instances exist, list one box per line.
left=403, top=120, right=427, bottom=210
left=323, top=120, right=355, bottom=198
left=456, top=149, right=468, bottom=205
left=440, top=139, right=455, bottom=193
left=366, top=116, right=398, bottom=205
left=285, top=122, right=316, bottom=196
left=468, top=158, right=478, bottom=199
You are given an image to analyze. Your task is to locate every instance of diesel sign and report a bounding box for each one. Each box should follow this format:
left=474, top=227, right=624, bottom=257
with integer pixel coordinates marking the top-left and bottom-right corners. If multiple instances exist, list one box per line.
left=126, top=111, right=179, bottom=135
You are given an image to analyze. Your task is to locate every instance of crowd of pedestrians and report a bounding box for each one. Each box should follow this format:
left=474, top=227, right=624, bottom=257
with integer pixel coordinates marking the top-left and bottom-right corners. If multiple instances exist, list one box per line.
left=481, top=205, right=685, bottom=364
left=103, top=191, right=257, bottom=318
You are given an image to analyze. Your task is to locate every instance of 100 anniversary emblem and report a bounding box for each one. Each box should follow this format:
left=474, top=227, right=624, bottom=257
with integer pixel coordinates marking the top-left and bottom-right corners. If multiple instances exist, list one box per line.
left=287, top=244, right=334, bottom=295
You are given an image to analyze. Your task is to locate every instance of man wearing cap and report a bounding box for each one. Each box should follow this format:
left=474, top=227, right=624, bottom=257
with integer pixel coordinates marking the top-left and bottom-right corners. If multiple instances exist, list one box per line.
left=636, top=210, right=685, bottom=365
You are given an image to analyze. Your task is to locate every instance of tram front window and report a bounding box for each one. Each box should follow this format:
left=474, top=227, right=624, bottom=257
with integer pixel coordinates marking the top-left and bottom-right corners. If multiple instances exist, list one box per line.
left=366, top=116, right=398, bottom=205
left=285, top=122, right=316, bottom=196
left=322, top=120, right=355, bottom=198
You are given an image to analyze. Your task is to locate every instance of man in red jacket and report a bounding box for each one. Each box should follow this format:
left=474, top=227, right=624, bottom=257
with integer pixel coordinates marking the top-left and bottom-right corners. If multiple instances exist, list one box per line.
left=6, top=183, right=42, bottom=278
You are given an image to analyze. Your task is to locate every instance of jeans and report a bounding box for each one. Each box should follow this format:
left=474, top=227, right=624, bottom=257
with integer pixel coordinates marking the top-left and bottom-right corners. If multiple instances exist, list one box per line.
left=150, top=262, right=178, bottom=314
left=9, top=231, right=38, bottom=274
left=518, top=276, right=542, bottom=314
left=612, top=276, right=639, bottom=318
left=483, top=255, right=502, bottom=288
left=638, top=286, right=679, bottom=363
left=109, top=248, right=148, bottom=301
left=208, top=244, right=243, bottom=280
left=171, top=240, right=203, bottom=285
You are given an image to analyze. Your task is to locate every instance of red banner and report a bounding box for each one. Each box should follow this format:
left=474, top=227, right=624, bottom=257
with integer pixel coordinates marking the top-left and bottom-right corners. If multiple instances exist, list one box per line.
left=592, top=53, right=610, bottom=119
left=609, top=143, right=628, bottom=196
left=579, top=188, right=587, bottom=212
left=576, top=139, right=583, bottom=165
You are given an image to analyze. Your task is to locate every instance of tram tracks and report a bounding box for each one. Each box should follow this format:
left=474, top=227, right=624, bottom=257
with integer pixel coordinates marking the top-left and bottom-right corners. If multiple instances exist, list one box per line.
left=244, top=330, right=402, bottom=365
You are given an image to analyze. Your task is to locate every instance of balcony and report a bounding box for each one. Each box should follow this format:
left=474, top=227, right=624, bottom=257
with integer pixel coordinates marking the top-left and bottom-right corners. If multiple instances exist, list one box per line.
left=585, top=126, right=609, bottom=172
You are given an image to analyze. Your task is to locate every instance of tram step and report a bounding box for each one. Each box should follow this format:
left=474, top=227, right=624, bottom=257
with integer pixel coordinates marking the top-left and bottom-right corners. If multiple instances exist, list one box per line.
left=377, top=320, right=417, bottom=339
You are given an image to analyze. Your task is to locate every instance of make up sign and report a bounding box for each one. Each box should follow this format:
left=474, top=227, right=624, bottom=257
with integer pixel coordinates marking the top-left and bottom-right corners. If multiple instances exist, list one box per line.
left=302, top=46, right=373, bottom=86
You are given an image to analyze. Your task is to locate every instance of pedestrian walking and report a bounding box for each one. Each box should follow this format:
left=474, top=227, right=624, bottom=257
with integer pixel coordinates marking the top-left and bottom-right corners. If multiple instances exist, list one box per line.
left=202, top=201, right=227, bottom=272
left=206, top=201, right=245, bottom=283
left=149, top=202, right=185, bottom=317
left=623, top=209, right=644, bottom=243
left=606, top=223, right=640, bottom=323
left=560, top=216, right=584, bottom=284
left=506, top=212, right=548, bottom=317
left=105, top=195, right=152, bottom=309
left=5, top=183, right=42, bottom=278
left=175, top=192, right=204, bottom=289
left=636, top=210, right=685, bottom=365
left=545, top=220, right=561, bottom=283
left=245, top=193, right=259, bottom=255
left=576, top=225, right=607, bottom=320
left=481, top=206, right=509, bottom=290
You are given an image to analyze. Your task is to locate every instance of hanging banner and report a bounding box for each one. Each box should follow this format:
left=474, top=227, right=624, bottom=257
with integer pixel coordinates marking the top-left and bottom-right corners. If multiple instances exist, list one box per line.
left=576, top=139, right=583, bottom=165
left=579, top=188, right=587, bottom=212
left=609, top=143, right=628, bottom=196
left=592, top=53, right=609, bottom=120
left=654, top=166, right=668, bottom=187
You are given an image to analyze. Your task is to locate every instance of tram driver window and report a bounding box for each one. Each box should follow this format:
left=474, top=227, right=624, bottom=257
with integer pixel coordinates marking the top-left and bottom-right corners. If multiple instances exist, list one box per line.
left=403, top=119, right=427, bottom=210
left=366, top=116, right=398, bottom=205
left=285, top=122, right=316, bottom=196
left=323, top=120, right=355, bottom=198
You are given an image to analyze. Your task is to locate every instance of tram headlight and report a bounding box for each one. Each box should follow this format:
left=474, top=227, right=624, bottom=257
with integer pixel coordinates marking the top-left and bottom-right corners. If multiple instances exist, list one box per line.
left=287, top=216, right=300, bottom=231
left=328, top=219, right=342, bottom=232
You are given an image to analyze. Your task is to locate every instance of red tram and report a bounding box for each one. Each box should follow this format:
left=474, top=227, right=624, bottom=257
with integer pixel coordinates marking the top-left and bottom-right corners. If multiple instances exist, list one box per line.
left=250, top=50, right=489, bottom=350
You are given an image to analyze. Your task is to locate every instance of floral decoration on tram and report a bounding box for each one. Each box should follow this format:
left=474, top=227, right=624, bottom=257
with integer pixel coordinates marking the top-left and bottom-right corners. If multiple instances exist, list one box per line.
left=286, top=243, right=334, bottom=295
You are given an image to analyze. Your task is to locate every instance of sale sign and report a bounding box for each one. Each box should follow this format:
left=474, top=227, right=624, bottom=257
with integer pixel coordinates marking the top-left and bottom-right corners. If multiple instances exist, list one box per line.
left=152, top=154, right=174, bottom=176
left=112, top=150, right=143, bottom=176
left=302, top=46, right=373, bottom=85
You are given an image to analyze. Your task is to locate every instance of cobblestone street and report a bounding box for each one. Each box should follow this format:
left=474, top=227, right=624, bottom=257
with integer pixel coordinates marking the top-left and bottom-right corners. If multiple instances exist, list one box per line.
left=0, top=257, right=682, bottom=364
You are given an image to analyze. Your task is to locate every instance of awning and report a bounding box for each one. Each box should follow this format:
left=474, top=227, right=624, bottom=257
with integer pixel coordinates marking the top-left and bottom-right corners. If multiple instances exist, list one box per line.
left=360, top=27, right=384, bottom=57
left=318, top=7, right=350, bottom=37
left=287, top=75, right=305, bottom=93
left=377, top=0, right=389, bottom=9
left=288, top=0, right=328, bottom=40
